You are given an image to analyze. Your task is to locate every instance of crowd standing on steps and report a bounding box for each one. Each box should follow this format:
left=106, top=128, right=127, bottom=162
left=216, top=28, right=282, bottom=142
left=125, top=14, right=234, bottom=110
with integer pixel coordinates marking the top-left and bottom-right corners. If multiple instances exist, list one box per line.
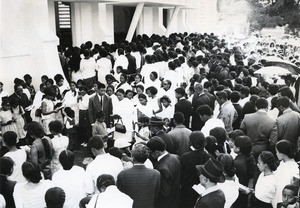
left=0, top=31, right=300, bottom=208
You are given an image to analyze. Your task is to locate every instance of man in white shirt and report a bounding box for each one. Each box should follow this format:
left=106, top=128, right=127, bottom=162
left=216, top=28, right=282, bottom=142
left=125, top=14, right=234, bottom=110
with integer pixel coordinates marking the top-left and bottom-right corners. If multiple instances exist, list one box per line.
left=197, top=105, right=225, bottom=137
left=80, top=50, right=97, bottom=88
left=86, top=174, right=133, bottom=208
left=216, top=91, right=237, bottom=133
left=85, top=136, right=123, bottom=195
left=52, top=150, right=86, bottom=208
left=113, top=48, right=128, bottom=73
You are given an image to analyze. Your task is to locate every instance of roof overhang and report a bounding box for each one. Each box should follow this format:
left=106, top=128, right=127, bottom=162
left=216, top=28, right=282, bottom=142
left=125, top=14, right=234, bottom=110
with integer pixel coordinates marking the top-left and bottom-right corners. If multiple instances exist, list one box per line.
left=55, top=0, right=188, bottom=7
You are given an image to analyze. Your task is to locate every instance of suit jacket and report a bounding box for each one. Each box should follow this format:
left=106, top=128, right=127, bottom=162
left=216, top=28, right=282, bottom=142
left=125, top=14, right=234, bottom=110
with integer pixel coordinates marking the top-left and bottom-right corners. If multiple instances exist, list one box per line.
left=240, top=110, right=275, bottom=145
left=117, top=165, right=161, bottom=208
left=155, top=154, right=181, bottom=208
left=126, top=53, right=137, bottom=75
left=194, top=189, right=226, bottom=208
left=175, top=98, right=192, bottom=128
left=270, top=109, right=300, bottom=151
left=156, top=131, right=175, bottom=154
left=9, top=93, right=31, bottom=109
left=167, top=125, right=192, bottom=157
left=240, top=110, right=274, bottom=158
left=88, top=94, right=112, bottom=127
left=180, top=150, right=212, bottom=208
left=191, top=93, right=211, bottom=131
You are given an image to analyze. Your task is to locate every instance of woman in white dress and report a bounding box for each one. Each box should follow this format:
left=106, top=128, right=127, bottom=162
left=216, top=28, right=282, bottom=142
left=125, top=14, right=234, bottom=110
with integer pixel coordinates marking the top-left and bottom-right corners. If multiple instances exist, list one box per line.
left=156, top=95, right=174, bottom=120
left=113, top=89, right=136, bottom=142
left=275, top=140, right=299, bottom=206
left=96, top=49, right=112, bottom=84
left=136, top=94, right=154, bottom=119
left=49, top=120, right=69, bottom=175
left=13, top=162, right=53, bottom=208
left=63, top=81, right=79, bottom=124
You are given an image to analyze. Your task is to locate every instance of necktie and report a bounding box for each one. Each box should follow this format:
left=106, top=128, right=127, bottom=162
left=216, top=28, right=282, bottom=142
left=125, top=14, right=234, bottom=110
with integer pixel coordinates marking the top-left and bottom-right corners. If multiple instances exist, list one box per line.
left=100, top=96, right=103, bottom=111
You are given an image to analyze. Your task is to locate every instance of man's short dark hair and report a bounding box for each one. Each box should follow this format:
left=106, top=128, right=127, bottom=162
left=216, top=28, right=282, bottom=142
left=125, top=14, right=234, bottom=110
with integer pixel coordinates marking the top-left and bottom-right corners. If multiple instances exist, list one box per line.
left=277, top=97, right=290, bottom=108
left=240, top=86, right=250, bottom=96
left=88, top=136, right=104, bottom=150
left=3, top=131, right=18, bottom=147
left=250, top=86, right=260, bottom=95
left=96, top=174, right=115, bottom=190
left=147, top=136, right=166, bottom=152
left=255, top=98, right=268, bottom=109
left=173, top=112, right=185, bottom=124
left=197, top=105, right=213, bottom=116
left=54, top=74, right=64, bottom=83
left=175, top=87, right=185, bottom=96
left=59, top=150, right=75, bottom=170
left=230, top=91, right=240, bottom=103
left=216, top=90, right=228, bottom=100
left=132, top=143, right=150, bottom=163
left=49, top=120, right=64, bottom=134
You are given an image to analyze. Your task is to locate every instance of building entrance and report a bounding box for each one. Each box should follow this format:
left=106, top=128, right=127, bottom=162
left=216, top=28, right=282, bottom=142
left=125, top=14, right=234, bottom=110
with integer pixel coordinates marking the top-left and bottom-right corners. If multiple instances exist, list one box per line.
left=113, top=6, right=135, bottom=43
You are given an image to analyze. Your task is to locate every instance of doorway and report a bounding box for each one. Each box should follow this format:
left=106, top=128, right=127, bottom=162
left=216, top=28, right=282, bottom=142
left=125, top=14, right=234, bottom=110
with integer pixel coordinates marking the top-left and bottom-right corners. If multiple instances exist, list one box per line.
left=55, top=1, right=73, bottom=48
left=113, top=6, right=135, bottom=43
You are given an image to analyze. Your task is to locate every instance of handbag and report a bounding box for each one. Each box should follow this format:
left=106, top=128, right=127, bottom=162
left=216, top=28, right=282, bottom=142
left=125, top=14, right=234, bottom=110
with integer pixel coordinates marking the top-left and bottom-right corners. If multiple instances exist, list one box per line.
left=115, top=118, right=126, bottom=134
left=35, top=108, right=42, bottom=117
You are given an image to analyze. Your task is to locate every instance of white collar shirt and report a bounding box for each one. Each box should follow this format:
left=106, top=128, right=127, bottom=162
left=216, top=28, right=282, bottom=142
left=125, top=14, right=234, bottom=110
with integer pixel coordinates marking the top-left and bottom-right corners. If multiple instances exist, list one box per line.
left=85, top=154, right=123, bottom=195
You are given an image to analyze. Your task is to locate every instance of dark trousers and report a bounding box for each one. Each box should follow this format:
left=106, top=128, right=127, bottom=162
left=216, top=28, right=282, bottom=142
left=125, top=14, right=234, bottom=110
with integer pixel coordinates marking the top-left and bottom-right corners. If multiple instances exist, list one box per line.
left=67, top=128, right=79, bottom=150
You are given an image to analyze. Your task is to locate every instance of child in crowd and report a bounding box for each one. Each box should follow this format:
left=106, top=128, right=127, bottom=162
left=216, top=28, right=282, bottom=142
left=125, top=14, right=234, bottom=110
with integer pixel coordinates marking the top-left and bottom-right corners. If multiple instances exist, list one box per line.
left=115, top=66, right=123, bottom=82
left=63, top=107, right=78, bottom=151
left=134, top=116, right=150, bottom=144
left=252, top=151, right=277, bottom=208
left=131, top=74, right=144, bottom=92
left=92, top=111, right=111, bottom=148
left=10, top=98, right=26, bottom=141
left=162, top=117, right=172, bottom=132
left=0, top=99, right=18, bottom=143
left=275, top=140, right=300, bottom=205
left=278, top=184, right=299, bottom=208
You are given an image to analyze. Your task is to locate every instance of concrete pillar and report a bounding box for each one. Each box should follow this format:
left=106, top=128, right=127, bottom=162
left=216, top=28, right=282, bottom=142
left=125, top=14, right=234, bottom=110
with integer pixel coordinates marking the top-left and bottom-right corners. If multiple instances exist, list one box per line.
left=71, top=2, right=114, bottom=46
left=98, top=4, right=114, bottom=43
left=47, top=0, right=56, bottom=33
left=165, top=6, right=180, bottom=36
left=177, top=9, right=189, bottom=33
left=1, top=0, right=63, bottom=93
left=137, top=6, right=153, bottom=37
left=153, top=7, right=166, bottom=35
left=126, top=3, right=144, bottom=42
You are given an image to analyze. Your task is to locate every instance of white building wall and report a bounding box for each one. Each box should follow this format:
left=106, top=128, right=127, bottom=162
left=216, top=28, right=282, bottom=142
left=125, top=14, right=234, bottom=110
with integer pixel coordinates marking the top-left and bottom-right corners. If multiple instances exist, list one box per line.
left=1, top=0, right=63, bottom=94
left=1, top=0, right=221, bottom=93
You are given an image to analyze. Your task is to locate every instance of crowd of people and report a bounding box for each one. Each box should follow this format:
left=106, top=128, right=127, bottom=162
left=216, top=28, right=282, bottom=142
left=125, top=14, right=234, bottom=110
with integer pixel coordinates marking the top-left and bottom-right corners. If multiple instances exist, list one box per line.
left=0, top=31, right=300, bottom=208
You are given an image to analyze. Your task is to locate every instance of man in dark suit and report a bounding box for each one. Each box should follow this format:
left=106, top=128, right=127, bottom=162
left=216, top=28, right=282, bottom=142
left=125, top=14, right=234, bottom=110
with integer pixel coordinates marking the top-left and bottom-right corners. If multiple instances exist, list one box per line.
left=270, top=97, right=300, bottom=153
left=181, top=131, right=212, bottom=208
left=9, top=84, right=32, bottom=123
left=88, top=82, right=112, bottom=127
left=148, top=117, right=174, bottom=154
left=174, top=87, right=192, bottom=128
left=191, top=83, right=210, bottom=131
left=125, top=46, right=137, bottom=83
left=240, top=98, right=275, bottom=160
left=117, top=143, right=161, bottom=208
left=147, top=136, right=181, bottom=208
left=194, top=158, right=226, bottom=208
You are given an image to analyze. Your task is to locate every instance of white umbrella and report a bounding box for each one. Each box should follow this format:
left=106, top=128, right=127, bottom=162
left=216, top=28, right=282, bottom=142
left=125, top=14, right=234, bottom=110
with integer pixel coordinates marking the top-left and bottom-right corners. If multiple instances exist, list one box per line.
left=254, top=66, right=292, bottom=76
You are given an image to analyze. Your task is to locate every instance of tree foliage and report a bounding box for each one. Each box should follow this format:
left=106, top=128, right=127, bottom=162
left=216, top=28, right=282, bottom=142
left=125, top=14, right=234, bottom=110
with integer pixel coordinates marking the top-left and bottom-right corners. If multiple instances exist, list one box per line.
left=247, top=0, right=300, bottom=34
